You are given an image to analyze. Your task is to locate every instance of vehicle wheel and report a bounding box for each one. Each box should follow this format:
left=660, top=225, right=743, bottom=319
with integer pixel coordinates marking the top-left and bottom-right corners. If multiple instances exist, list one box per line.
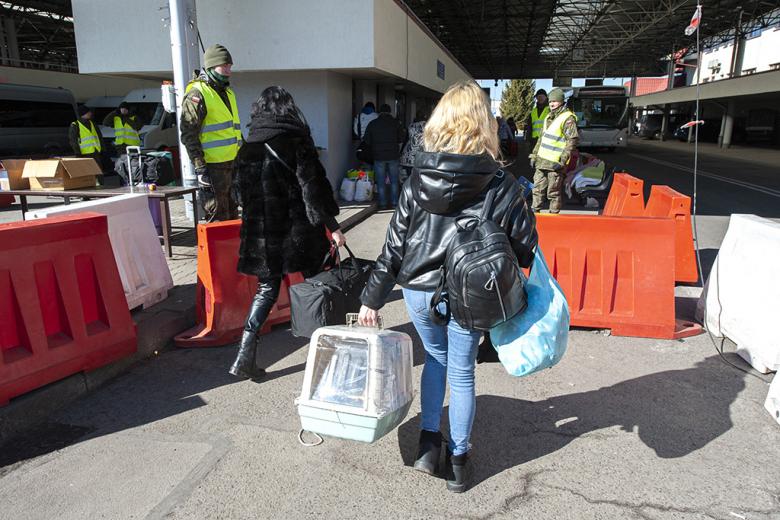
left=653, top=131, right=661, bottom=140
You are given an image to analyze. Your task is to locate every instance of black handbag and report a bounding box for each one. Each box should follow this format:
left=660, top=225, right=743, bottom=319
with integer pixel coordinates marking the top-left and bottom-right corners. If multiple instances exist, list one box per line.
left=290, top=243, right=374, bottom=338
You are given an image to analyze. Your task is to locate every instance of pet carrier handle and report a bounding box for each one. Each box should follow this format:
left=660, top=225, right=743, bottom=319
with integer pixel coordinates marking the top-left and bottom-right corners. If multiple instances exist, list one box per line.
left=346, top=313, right=383, bottom=329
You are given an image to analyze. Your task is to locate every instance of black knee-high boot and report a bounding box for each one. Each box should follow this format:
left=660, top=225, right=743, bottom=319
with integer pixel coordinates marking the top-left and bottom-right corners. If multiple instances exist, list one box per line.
left=229, top=277, right=281, bottom=379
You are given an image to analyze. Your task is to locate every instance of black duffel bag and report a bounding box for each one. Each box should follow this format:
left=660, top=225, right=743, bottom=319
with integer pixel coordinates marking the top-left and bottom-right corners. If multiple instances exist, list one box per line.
left=115, top=153, right=175, bottom=186
left=290, top=243, right=374, bottom=338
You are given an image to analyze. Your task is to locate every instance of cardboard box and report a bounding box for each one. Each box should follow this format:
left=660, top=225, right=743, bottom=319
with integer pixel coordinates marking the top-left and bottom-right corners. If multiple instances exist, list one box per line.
left=0, top=159, right=30, bottom=191
left=22, top=158, right=100, bottom=191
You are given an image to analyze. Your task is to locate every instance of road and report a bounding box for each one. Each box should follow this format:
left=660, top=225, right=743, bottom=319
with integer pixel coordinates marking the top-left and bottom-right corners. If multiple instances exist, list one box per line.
left=0, top=140, right=778, bottom=520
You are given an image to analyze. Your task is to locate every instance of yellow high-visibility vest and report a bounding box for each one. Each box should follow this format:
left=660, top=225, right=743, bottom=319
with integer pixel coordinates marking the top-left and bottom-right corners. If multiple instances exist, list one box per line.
left=77, top=120, right=101, bottom=154
left=537, top=110, right=577, bottom=164
left=530, top=105, right=549, bottom=139
left=113, top=116, right=141, bottom=146
left=186, top=80, right=242, bottom=163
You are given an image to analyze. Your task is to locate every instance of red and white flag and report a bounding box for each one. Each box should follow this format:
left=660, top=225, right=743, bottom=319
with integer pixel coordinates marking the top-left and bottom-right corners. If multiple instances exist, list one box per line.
left=681, top=120, right=704, bottom=129
left=685, top=5, right=702, bottom=36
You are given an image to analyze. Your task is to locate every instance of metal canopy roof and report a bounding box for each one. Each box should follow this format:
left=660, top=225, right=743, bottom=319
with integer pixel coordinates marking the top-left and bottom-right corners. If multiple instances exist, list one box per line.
left=404, top=0, right=780, bottom=79
left=0, top=1, right=75, bottom=71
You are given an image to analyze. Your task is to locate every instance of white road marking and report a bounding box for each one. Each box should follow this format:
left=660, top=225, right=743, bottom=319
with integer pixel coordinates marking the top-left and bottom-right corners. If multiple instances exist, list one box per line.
left=626, top=152, right=780, bottom=198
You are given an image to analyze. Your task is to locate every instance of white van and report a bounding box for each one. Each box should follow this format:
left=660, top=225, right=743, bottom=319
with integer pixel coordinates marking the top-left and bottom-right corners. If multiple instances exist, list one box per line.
left=85, top=95, right=124, bottom=125
left=0, top=84, right=77, bottom=156
left=98, top=87, right=178, bottom=151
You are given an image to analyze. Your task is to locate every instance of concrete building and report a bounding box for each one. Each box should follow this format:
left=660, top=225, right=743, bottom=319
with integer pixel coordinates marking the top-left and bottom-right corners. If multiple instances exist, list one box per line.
left=70, top=0, right=472, bottom=187
left=630, top=20, right=780, bottom=148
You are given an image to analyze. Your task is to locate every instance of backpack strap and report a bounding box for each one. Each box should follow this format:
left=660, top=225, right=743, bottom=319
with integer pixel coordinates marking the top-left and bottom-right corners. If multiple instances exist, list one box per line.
left=479, top=169, right=504, bottom=221
left=429, top=266, right=451, bottom=326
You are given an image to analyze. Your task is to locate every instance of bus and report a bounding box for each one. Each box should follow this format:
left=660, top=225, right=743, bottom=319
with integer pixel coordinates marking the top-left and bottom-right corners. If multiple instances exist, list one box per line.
left=0, top=84, right=77, bottom=157
left=568, top=85, right=629, bottom=151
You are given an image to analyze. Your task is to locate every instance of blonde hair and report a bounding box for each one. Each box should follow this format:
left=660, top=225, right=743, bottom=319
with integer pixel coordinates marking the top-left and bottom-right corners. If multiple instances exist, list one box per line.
left=423, top=81, right=499, bottom=159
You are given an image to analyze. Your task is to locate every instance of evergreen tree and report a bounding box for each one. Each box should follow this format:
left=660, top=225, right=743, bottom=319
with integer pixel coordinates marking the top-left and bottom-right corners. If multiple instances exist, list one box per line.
left=499, top=79, right=536, bottom=129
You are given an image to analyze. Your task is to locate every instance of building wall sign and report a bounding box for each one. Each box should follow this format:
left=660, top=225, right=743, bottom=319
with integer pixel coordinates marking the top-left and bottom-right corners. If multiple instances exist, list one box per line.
left=437, top=59, right=445, bottom=80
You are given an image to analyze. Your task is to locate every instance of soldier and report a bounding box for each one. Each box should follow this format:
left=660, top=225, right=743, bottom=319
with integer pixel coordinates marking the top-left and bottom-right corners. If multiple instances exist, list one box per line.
left=69, top=105, right=105, bottom=184
left=102, top=101, right=143, bottom=155
left=69, top=105, right=104, bottom=160
left=180, top=44, right=241, bottom=221
left=525, top=88, right=549, bottom=152
left=529, top=88, right=578, bottom=214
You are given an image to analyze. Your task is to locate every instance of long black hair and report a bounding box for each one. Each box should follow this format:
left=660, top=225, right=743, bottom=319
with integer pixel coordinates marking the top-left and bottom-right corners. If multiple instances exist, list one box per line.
left=251, top=86, right=308, bottom=128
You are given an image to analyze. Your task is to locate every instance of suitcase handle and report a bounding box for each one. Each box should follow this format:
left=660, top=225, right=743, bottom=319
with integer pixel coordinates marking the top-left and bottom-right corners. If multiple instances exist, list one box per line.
left=346, top=313, right=383, bottom=329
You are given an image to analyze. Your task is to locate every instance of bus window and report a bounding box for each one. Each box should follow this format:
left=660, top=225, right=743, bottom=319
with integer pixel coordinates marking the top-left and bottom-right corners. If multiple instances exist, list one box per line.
left=571, top=96, right=628, bottom=129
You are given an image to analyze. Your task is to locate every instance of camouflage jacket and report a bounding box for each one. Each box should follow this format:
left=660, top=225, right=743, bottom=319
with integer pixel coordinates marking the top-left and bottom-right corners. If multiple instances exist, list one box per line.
left=531, top=105, right=579, bottom=170
left=179, top=70, right=235, bottom=167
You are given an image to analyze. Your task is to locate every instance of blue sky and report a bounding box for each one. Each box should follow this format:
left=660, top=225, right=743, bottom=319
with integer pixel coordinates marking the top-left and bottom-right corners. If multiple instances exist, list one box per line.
left=477, top=77, right=626, bottom=101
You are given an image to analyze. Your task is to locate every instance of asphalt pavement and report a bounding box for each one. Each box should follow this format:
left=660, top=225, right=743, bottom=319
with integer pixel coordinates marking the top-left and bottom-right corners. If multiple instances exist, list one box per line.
left=1, top=140, right=779, bottom=519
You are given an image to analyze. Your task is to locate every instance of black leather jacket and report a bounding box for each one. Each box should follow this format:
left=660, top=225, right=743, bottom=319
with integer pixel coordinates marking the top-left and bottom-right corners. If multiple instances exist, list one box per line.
left=360, top=151, right=538, bottom=310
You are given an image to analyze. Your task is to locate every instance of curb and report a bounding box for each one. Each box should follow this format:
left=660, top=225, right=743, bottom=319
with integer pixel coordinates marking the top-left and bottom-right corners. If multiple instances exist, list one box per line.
left=0, top=202, right=378, bottom=445
left=0, top=284, right=197, bottom=445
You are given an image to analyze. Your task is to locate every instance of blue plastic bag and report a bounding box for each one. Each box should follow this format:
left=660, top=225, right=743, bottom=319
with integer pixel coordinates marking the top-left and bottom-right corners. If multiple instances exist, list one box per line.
left=490, top=249, right=570, bottom=377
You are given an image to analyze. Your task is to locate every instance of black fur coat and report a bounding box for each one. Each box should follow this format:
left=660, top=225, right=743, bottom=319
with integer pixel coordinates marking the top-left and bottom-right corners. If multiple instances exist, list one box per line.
left=234, top=121, right=339, bottom=279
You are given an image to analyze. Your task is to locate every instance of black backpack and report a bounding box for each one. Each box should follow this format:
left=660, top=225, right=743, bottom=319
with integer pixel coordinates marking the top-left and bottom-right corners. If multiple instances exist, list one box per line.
left=430, top=176, right=527, bottom=331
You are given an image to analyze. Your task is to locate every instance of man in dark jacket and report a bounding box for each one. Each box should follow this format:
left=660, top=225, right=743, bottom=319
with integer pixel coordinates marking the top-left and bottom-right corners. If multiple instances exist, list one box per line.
left=363, top=104, right=405, bottom=209
left=69, top=105, right=105, bottom=184
left=69, top=105, right=104, bottom=159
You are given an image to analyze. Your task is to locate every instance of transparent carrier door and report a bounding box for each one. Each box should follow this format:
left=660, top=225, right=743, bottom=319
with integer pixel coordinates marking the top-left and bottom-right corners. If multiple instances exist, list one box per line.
left=296, top=323, right=414, bottom=443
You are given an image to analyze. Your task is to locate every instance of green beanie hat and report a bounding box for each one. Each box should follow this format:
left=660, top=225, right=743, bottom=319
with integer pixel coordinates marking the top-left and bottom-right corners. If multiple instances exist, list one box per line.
left=548, top=88, right=565, bottom=102
left=204, top=44, right=233, bottom=69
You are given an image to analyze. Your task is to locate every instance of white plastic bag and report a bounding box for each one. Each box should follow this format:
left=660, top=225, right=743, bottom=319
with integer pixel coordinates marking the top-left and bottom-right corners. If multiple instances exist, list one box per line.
left=339, top=178, right=356, bottom=202
left=490, top=249, right=570, bottom=377
left=353, top=178, right=373, bottom=202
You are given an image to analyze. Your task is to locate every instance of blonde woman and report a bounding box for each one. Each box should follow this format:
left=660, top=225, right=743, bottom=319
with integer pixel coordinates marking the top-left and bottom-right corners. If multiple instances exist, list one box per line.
left=358, top=81, right=538, bottom=492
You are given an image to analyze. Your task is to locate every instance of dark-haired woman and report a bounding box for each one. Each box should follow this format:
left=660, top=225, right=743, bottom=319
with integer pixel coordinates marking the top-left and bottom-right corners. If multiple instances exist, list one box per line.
left=229, top=86, right=345, bottom=379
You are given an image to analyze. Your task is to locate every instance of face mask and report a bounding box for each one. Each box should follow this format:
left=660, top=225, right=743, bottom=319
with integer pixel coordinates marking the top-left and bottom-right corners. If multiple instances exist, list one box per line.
left=208, top=68, right=230, bottom=85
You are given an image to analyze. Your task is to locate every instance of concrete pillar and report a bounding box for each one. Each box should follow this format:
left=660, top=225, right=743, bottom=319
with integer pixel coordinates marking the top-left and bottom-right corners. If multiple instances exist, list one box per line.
left=377, top=84, right=395, bottom=115
left=168, top=0, right=199, bottom=218
left=0, top=18, right=7, bottom=65
left=353, top=80, right=377, bottom=116
left=719, top=100, right=736, bottom=149
left=660, top=105, right=669, bottom=141
left=4, top=18, right=19, bottom=64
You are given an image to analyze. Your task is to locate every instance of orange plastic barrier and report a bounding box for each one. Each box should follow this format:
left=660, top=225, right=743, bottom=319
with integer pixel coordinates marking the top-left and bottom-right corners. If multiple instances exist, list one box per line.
left=536, top=214, right=701, bottom=339
left=0, top=213, right=137, bottom=406
left=644, top=185, right=698, bottom=283
left=602, top=172, right=645, bottom=217
left=174, top=220, right=304, bottom=348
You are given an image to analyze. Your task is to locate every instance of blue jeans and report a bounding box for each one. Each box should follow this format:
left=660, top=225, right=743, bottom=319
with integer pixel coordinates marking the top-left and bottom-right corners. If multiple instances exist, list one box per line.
left=403, top=288, right=482, bottom=456
left=373, top=160, right=400, bottom=206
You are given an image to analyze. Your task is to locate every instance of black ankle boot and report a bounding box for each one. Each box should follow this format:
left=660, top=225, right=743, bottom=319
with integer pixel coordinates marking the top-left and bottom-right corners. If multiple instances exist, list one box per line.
left=413, top=430, right=443, bottom=475
left=228, top=331, right=266, bottom=379
left=445, top=452, right=470, bottom=493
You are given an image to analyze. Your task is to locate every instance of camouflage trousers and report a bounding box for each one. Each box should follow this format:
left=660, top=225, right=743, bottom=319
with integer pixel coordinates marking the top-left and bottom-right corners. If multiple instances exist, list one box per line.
left=531, top=168, right=564, bottom=213
left=201, top=161, right=238, bottom=222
